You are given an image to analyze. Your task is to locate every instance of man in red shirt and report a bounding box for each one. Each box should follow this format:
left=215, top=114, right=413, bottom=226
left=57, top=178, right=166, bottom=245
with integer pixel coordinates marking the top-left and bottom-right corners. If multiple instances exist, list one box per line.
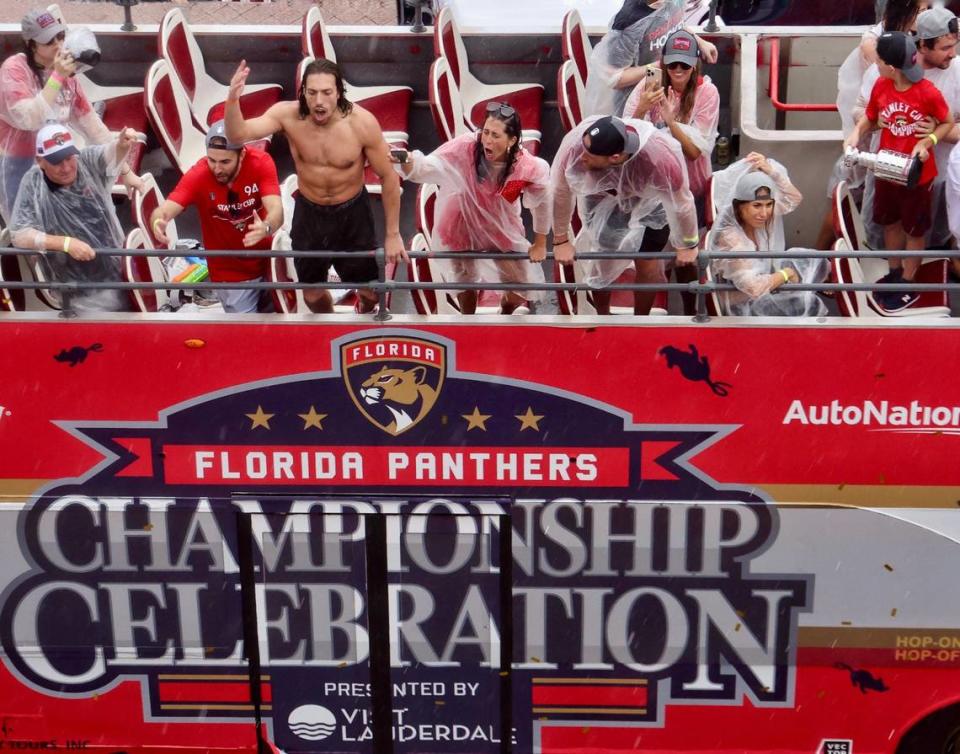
left=151, top=121, right=283, bottom=312
left=844, top=31, right=954, bottom=311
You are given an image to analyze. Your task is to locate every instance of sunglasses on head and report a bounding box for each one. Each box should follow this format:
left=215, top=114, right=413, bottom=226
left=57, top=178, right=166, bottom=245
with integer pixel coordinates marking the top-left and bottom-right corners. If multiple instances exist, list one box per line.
left=667, top=61, right=693, bottom=71
left=486, top=101, right=516, bottom=119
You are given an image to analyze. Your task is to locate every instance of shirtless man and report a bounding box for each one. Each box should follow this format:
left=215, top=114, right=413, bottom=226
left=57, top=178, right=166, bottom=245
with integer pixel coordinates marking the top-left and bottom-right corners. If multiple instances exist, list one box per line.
left=225, top=58, right=405, bottom=313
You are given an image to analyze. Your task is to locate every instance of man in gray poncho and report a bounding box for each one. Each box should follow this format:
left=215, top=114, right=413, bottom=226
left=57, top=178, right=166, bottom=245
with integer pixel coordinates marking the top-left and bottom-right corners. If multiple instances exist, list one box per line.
left=9, top=123, right=136, bottom=312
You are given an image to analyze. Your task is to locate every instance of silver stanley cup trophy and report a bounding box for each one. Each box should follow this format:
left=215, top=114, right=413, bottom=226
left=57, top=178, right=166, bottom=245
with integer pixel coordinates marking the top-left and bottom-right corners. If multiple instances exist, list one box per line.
left=844, top=146, right=923, bottom=189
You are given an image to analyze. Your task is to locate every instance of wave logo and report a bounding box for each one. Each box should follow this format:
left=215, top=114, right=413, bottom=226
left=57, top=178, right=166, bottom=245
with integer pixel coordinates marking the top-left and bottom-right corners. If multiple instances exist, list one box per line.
left=288, top=704, right=337, bottom=741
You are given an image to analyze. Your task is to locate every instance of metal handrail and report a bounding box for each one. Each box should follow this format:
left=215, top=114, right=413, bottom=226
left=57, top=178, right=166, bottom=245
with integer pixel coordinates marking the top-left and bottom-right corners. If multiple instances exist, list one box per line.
left=766, top=38, right=839, bottom=112
left=2, top=246, right=957, bottom=323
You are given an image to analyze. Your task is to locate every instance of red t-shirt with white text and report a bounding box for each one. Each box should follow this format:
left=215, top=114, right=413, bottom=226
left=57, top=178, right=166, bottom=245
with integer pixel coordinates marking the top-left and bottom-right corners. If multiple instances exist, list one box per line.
left=865, top=76, right=949, bottom=186
left=168, top=147, right=280, bottom=281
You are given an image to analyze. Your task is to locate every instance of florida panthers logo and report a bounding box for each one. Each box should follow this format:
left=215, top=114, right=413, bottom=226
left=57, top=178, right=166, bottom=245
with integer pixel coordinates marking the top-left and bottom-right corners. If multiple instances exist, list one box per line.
left=341, top=336, right=446, bottom=435
left=359, top=366, right=438, bottom=434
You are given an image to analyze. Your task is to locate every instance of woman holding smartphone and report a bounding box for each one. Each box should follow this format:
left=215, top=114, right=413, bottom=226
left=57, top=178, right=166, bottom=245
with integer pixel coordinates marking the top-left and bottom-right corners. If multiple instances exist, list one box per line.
left=623, top=29, right=719, bottom=207
left=393, top=102, right=550, bottom=314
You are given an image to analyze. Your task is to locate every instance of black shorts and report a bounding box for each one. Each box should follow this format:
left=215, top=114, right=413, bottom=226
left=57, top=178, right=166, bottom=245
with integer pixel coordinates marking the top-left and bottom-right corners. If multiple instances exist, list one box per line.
left=291, top=188, right=379, bottom=285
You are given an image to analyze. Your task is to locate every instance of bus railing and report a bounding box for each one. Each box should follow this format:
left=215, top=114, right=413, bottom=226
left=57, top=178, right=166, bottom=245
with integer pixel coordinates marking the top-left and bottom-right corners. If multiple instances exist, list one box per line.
left=766, top=37, right=839, bottom=112
left=1, top=246, right=958, bottom=322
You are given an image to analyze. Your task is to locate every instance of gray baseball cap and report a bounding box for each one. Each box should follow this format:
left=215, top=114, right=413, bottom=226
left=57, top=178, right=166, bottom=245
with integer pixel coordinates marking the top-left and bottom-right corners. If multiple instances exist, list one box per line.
left=21, top=9, right=65, bottom=44
left=733, top=171, right=775, bottom=202
left=917, top=6, right=958, bottom=41
left=205, top=120, right=243, bottom=151
left=662, top=30, right=700, bottom=67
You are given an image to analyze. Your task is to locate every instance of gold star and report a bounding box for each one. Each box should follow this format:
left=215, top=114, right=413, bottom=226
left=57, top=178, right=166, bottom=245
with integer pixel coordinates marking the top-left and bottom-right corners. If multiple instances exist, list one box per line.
left=246, top=406, right=274, bottom=429
left=515, top=407, right=544, bottom=431
left=298, top=406, right=327, bottom=430
left=462, top=406, right=492, bottom=431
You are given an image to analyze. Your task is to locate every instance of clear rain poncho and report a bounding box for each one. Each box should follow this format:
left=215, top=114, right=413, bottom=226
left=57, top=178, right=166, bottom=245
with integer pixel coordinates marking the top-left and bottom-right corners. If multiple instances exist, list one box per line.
left=584, top=0, right=685, bottom=117
left=623, top=74, right=719, bottom=198
left=551, top=117, right=699, bottom=287
left=9, top=143, right=128, bottom=312
left=708, top=158, right=828, bottom=317
left=403, top=132, right=551, bottom=300
left=0, top=52, right=111, bottom=224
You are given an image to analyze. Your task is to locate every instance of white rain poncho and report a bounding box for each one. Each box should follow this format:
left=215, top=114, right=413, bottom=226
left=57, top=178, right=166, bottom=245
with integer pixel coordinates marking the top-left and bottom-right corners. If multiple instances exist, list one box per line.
left=623, top=74, right=719, bottom=198
left=708, top=158, right=827, bottom=317
left=585, top=0, right=685, bottom=117
left=403, top=132, right=550, bottom=300
left=828, top=25, right=883, bottom=197
left=0, top=52, right=111, bottom=223
left=551, top=117, right=698, bottom=287
left=9, top=143, right=128, bottom=312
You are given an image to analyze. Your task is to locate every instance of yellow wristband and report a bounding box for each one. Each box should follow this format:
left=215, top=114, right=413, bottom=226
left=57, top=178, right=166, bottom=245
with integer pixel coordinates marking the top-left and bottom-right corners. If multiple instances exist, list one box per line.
left=780, top=268, right=790, bottom=283
left=152, top=218, right=163, bottom=233
left=62, top=236, right=71, bottom=254
left=929, top=133, right=939, bottom=146
left=47, top=77, right=62, bottom=91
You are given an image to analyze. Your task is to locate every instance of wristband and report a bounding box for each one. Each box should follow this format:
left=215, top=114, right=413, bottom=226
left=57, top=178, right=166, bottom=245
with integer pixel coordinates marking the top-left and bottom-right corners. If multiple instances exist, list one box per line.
left=553, top=236, right=569, bottom=244
left=928, top=133, right=939, bottom=146
left=152, top=218, right=163, bottom=234
left=780, top=268, right=790, bottom=284
left=682, top=235, right=700, bottom=248
left=62, top=236, right=71, bottom=254
left=46, top=76, right=63, bottom=92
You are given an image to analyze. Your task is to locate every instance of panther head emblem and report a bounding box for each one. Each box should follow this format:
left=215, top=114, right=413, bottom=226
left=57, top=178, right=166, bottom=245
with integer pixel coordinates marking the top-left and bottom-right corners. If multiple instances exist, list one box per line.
left=358, top=365, right=438, bottom=435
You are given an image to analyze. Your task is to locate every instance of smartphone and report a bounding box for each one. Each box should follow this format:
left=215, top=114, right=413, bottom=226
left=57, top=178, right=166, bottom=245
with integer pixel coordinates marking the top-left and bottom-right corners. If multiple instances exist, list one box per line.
left=646, top=67, right=658, bottom=79
left=391, top=149, right=409, bottom=164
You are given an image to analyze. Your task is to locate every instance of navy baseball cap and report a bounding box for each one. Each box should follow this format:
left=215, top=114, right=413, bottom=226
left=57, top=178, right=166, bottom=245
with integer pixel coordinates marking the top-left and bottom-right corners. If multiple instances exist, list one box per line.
left=583, top=116, right=641, bottom=156
left=876, top=31, right=924, bottom=83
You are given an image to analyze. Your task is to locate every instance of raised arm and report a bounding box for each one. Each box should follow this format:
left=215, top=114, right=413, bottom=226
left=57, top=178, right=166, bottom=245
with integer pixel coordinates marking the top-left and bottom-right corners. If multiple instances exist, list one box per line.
left=357, top=107, right=407, bottom=264
left=224, top=61, right=285, bottom=143
left=0, top=50, right=76, bottom=131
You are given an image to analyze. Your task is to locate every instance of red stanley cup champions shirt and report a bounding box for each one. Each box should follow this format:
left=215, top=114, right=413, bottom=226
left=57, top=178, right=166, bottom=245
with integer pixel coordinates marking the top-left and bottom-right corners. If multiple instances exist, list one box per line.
left=168, top=148, right=281, bottom=281
left=865, top=76, right=949, bottom=186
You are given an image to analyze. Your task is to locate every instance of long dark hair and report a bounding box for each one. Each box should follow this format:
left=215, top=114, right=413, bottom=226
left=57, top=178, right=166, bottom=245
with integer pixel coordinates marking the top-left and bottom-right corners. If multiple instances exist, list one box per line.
left=24, top=39, right=47, bottom=87
left=882, top=0, right=923, bottom=32
left=659, top=58, right=702, bottom=124
left=473, top=106, right=522, bottom=191
left=298, top=58, right=352, bottom=119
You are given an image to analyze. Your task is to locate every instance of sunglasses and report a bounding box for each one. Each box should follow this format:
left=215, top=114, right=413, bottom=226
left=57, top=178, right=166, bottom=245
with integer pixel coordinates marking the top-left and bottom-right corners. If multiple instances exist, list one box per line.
left=485, top=101, right=516, bottom=119
left=667, top=61, right=693, bottom=71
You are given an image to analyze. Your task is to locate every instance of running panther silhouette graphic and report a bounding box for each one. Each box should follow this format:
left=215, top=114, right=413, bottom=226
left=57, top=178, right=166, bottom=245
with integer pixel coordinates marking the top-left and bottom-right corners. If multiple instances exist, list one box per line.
left=834, top=662, right=890, bottom=694
left=54, top=343, right=103, bottom=367
left=659, top=344, right=731, bottom=397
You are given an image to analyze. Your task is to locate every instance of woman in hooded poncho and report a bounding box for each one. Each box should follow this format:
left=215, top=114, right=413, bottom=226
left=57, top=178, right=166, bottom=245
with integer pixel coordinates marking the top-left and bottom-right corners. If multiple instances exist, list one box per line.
left=709, top=153, right=828, bottom=317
